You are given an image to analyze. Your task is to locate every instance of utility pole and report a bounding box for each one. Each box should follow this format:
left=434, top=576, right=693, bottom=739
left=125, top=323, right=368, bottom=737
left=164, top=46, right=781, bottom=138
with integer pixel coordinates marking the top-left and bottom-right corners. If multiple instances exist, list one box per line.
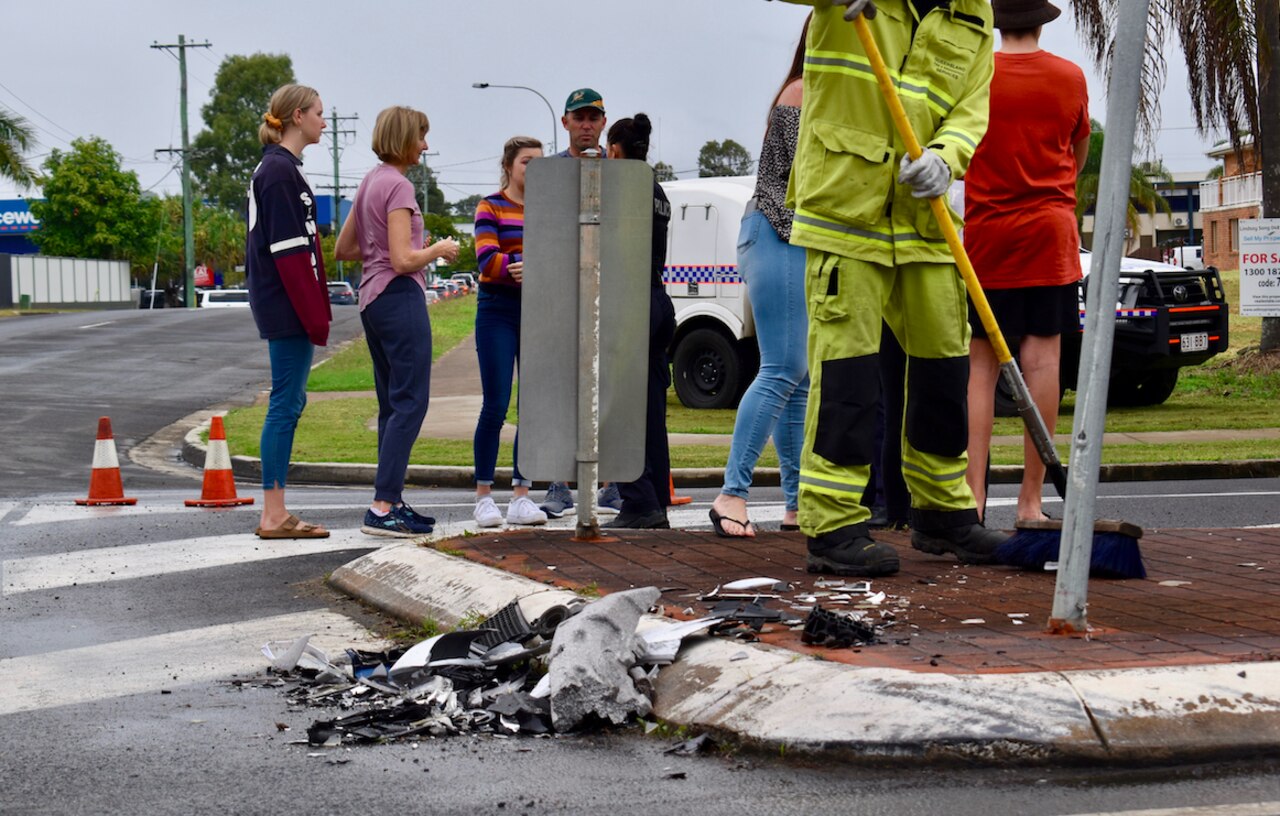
left=152, top=35, right=211, bottom=309
left=327, top=109, right=358, bottom=237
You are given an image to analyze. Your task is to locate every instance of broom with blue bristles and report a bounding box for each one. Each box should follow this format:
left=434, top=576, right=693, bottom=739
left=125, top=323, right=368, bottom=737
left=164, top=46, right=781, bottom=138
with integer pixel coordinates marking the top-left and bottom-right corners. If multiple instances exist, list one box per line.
left=850, top=12, right=1145, bottom=578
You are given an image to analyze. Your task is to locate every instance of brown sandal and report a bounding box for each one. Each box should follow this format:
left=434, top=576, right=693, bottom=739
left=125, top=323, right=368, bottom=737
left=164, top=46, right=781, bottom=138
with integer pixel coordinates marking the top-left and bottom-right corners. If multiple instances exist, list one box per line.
left=255, top=514, right=330, bottom=540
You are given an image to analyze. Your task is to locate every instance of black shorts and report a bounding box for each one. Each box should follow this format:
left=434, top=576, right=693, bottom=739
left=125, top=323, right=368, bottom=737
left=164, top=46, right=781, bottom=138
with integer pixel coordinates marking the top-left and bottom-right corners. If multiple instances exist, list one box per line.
left=968, top=282, right=1079, bottom=340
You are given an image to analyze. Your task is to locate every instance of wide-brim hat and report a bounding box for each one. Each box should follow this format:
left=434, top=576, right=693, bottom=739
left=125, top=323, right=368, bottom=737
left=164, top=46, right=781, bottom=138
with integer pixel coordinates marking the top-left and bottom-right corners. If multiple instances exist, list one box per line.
left=993, top=0, right=1062, bottom=29
left=564, top=88, right=606, bottom=115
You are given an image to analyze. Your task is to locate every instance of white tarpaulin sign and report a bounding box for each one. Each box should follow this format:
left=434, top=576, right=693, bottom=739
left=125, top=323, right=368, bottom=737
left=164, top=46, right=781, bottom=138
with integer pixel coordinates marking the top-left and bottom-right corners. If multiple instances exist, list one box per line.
left=1239, top=218, right=1280, bottom=317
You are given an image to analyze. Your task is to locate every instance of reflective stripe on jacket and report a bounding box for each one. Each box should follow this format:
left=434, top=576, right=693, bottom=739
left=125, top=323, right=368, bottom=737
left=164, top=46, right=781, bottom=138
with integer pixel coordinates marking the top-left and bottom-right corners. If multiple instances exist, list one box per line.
left=783, top=0, right=994, bottom=266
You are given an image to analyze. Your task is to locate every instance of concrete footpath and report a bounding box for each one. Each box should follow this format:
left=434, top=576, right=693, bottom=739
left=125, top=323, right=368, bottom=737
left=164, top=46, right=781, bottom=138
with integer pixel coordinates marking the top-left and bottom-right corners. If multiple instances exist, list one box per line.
left=179, top=332, right=1280, bottom=763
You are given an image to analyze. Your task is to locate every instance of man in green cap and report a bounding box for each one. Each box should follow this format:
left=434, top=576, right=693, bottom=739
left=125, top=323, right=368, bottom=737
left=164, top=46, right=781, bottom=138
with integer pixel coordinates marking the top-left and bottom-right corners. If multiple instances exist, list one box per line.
left=557, top=88, right=607, bottom=158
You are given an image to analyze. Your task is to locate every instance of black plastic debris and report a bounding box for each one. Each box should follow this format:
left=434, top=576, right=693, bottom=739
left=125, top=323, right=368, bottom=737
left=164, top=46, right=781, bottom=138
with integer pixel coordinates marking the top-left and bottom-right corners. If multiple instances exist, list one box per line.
left=800, top=605, right=880, bottom=648
left=665, top=732, right=717, bottom=756
left=708, top=600, right=783, bottom=632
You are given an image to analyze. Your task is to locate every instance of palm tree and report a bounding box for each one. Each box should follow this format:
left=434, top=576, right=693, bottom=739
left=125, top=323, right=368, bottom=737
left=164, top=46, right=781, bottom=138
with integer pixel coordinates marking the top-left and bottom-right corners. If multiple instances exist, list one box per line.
left=1075, top=119, right=1173, bottom=250
left=0, top=106, right=38, bottom=189
left=1069, top=0, right=1278, bottom=350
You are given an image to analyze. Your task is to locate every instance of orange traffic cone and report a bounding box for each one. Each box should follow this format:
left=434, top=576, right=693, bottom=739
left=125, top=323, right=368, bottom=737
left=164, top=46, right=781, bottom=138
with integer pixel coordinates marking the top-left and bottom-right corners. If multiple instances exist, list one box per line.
left=186, top=416, right=254, bottom=507
left=669, top=473, right=692, bottom=506
left=76, top=416, right=137, bottom=506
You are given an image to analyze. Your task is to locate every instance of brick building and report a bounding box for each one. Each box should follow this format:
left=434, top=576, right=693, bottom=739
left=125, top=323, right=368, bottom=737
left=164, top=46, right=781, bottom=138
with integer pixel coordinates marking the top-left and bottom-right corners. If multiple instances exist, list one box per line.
left=1199, top=138, right=1262, bottom=270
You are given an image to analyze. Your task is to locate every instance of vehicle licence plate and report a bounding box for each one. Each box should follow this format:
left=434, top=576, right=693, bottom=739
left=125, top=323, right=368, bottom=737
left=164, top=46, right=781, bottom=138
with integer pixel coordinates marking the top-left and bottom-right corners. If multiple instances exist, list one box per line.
left=1180, top=332, right=1208, bottom=352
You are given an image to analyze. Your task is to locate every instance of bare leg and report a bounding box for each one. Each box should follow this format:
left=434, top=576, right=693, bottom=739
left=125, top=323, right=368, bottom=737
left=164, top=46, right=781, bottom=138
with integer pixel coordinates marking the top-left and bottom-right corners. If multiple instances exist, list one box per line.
left=965, top=338, right=1001, bottom=523
left=1015, top=334, right=1061, bottom=522
left=260, top=487, right=289, bottom=529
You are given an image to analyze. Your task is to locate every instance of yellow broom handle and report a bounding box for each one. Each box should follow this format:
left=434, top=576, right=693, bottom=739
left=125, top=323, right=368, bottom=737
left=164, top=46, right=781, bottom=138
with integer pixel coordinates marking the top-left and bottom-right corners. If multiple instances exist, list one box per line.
left=851, top=15, right=1014, bottom=365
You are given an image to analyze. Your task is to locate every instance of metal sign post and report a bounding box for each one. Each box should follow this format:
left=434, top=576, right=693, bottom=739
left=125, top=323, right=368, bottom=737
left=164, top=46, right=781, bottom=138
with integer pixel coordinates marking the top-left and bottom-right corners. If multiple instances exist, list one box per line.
left=575, top=158, right=603, bottom=537
left=519, top=157, right=652, bottom=535
left=1051, top=0, right=1152, bottom=632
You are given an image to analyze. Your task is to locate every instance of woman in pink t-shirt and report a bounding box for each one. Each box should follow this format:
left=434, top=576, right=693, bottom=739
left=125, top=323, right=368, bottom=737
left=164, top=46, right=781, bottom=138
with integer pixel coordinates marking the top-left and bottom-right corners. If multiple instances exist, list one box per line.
left=336, top=106, right=459, bottom=537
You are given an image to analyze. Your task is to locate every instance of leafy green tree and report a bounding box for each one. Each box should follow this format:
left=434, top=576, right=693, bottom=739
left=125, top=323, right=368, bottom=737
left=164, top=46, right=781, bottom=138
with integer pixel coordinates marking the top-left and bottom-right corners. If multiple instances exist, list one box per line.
left=152, top=196, right=248, bottom=285
left=1069, top=0, right=1278, bottom=349
left=0, top=106, right=38, bottom=189
left=1074, top=120, right=1172, bottom=247
left=697, top=139, right=753, bottom=177
left=29, top=137, right=159, bottom=268
left=449, top=193, right=483, bottom=218
left=406, top=162, right=446, bottom=215
left=190, top=53, right=295, bottom=210
left=653, top=161, right=677, bottom=182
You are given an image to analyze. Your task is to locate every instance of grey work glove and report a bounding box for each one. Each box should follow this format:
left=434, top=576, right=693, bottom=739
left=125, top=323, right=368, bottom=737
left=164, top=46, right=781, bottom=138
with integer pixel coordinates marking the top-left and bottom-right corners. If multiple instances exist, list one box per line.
left=834, top=0, right=877, bottom=21
left=898, top=149, right=952, bottom=199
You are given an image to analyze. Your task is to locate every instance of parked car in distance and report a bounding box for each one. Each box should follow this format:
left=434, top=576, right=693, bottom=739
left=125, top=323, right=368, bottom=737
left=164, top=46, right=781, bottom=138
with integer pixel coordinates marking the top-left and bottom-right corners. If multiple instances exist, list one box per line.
left=1164, top=244, right=1205, bottom=270
left=424, top=288, right=440, bottom=306
left=328, top=281, right=358, bottom=305
left=450, top=272, right=477, bottom=292
left=428, top=283, right=452, bottom=301
left=199, top=289, right=251, bottom=308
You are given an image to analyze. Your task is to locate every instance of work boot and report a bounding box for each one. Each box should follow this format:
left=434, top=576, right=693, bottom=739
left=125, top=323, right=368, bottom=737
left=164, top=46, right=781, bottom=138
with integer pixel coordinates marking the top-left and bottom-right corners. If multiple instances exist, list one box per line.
left=910, top=508, right=1007, bottom=564
left=806, top=523, right=900, bottom=577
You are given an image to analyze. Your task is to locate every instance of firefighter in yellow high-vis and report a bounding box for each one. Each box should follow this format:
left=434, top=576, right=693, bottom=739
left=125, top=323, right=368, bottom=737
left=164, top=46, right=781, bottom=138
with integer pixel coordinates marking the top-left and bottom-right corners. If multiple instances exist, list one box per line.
left=780, top=0, right=1009, bottom=576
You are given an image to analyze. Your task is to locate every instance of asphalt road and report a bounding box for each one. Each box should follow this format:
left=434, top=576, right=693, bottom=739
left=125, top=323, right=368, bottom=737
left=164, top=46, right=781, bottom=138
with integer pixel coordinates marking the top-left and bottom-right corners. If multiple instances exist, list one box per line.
left=3, top=308, right=1280, bottom=813
left=0, top=306, right=364, bottom=495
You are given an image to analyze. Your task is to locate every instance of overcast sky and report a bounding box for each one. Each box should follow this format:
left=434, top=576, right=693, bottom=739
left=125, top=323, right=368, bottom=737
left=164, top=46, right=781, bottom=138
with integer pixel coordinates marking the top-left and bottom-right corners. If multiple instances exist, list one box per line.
left=1, top=1, right=1224, bottom=202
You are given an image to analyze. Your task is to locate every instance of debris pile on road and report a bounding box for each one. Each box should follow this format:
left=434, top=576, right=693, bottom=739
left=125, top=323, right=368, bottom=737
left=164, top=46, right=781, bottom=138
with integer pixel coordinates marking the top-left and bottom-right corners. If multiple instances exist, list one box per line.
left=262, top=588, right=720, bottom=745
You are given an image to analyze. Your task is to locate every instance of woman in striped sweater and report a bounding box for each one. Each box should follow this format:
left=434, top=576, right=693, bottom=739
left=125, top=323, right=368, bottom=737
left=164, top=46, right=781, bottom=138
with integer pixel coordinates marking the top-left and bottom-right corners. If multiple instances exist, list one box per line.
left=471, top=136, right=547, bottom=528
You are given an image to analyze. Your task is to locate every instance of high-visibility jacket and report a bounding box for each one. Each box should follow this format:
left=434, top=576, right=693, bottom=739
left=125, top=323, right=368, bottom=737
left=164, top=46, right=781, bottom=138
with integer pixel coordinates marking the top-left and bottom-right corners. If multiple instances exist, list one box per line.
left=783, top=0, right=994, bottom=267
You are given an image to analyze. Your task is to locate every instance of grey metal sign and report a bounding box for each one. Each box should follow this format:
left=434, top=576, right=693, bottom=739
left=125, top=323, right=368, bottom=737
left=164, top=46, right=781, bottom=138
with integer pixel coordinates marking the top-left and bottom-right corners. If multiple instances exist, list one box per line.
left=518, top=157, right=652, bottom=486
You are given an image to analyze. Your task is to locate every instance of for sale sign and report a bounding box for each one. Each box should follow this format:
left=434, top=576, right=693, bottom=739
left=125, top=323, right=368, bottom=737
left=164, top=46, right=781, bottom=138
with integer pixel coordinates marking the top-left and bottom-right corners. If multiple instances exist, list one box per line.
left=1239, top=219, right=1280, bottom=317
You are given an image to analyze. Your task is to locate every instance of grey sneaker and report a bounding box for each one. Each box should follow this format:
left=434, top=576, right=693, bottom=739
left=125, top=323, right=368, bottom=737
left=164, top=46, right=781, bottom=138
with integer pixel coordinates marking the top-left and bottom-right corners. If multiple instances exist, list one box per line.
left=597, top=483, right=622, bottom=515
left=540, top=482, right=574, bottom=518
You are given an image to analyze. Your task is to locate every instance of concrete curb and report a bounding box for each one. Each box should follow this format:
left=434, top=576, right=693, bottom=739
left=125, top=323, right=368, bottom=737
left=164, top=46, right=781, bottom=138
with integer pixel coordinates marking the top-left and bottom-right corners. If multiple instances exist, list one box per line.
left=329, top=542, right=1280, bottom=764
left=181, top=423, right=1280, bottom=490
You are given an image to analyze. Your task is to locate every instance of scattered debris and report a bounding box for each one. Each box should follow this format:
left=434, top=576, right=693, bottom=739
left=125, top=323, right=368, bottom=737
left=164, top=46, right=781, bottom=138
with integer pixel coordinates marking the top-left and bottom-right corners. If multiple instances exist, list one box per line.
left=1159, top=580, right=1193, bottom=588
left=664, top=733, right=717, bottom=756
left=960, top=618, right=986, bottom=625
left=800, top=605, right=880, bottom=648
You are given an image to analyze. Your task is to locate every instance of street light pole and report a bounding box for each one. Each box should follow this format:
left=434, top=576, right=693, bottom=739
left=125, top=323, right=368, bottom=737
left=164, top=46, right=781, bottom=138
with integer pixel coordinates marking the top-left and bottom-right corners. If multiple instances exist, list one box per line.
left=472, top=83, right=558, bottom=155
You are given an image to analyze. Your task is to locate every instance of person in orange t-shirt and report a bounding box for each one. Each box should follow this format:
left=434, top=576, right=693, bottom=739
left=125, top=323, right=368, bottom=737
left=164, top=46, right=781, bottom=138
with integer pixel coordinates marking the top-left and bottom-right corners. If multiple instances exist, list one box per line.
left=963, top=0, right=1090, bottom=523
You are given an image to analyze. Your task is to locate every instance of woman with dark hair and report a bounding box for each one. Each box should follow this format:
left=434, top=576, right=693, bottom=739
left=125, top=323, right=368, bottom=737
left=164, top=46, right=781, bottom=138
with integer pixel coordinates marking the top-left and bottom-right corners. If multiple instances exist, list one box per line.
left=601, top=113, right=677, bottom=529
left=708, top=18, right=811, bottom=538
left=246, top=83, right=331, bottom=539
left=470, top=136, right=549, bottom=528
left=336, top=105, right=459, bottom=537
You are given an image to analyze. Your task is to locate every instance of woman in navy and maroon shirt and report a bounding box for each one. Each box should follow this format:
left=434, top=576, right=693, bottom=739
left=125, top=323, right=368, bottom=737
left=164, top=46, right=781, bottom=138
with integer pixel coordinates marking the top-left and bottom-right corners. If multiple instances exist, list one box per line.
left=245, top=83, right=331, bottom=539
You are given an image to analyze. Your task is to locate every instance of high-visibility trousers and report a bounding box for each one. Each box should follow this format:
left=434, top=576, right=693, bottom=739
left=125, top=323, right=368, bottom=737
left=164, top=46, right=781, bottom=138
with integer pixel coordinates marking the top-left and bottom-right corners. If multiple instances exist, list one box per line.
left=798, top=251, right=978, bottom=538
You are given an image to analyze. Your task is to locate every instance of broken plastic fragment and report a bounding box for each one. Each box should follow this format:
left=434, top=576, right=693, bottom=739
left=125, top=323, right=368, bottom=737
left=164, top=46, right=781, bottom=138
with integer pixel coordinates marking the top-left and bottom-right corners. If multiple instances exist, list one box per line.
left=722, top=577, right=792, bottom=592
left=960, top=618, right=986, bottom=625
left=635, top=617, right=722, bottom=665
left=1158, top=580, right=1192, bottom=587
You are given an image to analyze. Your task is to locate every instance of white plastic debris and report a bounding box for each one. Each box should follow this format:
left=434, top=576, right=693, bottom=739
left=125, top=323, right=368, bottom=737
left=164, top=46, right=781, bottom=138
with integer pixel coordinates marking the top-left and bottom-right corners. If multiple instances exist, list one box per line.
left=261, top=636, right=336, bottom=674
left=722, top=577, right=792, bottom=592
left=1159, top=580, right=1192, bottom=587
left=635, top=617, right=723, bottom=665
left=960, top=618, right=986, bottom=625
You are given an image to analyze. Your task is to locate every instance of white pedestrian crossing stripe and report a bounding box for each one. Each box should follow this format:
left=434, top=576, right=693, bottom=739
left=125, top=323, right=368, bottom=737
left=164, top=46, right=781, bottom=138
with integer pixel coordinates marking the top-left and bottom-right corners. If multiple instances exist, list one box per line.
left=2, top=530, right=380, bottom=595
left=0, top=610, right=382, bottom=717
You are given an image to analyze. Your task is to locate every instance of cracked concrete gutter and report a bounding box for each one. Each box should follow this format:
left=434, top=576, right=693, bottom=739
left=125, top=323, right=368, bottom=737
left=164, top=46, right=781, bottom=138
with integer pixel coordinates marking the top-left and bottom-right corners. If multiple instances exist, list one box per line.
left=330, top=543, right=1280, bottom=764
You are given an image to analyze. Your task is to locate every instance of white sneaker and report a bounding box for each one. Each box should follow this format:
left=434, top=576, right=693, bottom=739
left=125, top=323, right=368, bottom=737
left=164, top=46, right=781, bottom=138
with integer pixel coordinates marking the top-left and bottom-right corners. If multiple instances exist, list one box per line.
left=474, top=496, right=503, bottom=528
left=506, top=495, right=548, bottom=526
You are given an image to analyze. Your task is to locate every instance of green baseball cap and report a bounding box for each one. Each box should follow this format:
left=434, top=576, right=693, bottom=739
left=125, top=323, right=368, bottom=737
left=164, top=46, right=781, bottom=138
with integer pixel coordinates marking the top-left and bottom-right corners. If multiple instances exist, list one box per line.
left=564, top=88, right=606, bottom=114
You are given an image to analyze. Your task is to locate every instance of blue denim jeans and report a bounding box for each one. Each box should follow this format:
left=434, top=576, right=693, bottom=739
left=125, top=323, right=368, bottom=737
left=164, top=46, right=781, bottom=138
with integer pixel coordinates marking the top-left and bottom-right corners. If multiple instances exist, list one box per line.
left=261, top=334, right=314, bottom=490
left=721, top=209, right=809, bottom=511
left=361, top=277, right=433, bottom=504
left=473, top=291, right=529, bottom=486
